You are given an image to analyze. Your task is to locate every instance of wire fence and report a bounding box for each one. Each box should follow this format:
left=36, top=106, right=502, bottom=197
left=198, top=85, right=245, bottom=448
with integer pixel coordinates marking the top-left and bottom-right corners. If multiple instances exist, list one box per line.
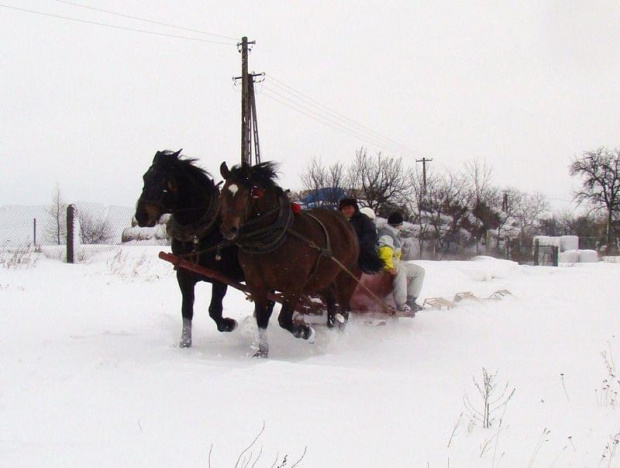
left=3, top=204, right=618, bottom=265
left=0, top=204, right=135, bottom=249
left=402, top=232, right=620, bottom=264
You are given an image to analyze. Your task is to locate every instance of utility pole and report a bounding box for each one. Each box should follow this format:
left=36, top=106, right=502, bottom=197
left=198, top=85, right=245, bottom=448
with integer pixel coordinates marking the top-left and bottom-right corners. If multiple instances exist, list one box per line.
left=235, top=37, right=264, bottom=166
left=502, top=191, right=509, bottom=212
left=416, top=157, right=433, bottom=192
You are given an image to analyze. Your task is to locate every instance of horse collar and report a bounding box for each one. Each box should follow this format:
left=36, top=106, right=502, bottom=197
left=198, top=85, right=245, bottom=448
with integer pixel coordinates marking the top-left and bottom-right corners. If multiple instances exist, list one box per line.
left=236, top=192, right=294, bottom=254
left=166, top=193, right=221, bottom=243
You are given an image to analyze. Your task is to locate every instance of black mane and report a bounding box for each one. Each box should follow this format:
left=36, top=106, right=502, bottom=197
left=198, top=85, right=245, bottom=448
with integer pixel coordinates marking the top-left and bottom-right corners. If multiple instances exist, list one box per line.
left=154, top=150, right=215, bottom=189
left=228, top=161, right=280, bottom=188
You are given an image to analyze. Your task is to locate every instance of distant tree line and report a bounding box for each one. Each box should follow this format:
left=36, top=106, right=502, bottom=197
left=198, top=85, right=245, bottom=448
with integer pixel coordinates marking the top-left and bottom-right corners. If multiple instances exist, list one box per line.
left=295, top=146, right=620, bottom=259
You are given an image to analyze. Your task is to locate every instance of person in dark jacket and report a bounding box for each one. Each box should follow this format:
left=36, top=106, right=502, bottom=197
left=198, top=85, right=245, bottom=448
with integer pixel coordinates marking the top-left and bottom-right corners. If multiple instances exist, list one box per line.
left=339, top=198, right=384, bottom=273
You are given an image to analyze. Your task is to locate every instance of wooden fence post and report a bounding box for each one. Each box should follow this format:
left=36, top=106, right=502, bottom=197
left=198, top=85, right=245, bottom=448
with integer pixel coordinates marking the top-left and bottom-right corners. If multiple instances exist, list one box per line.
left=67, top=204, right=76, bottom=263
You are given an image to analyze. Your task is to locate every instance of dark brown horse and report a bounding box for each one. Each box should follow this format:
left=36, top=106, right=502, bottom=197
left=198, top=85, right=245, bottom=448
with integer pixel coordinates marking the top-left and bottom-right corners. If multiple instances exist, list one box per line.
left=135, top=150, right=256, bottom=348
left=219, top=161, right=377, bottom=357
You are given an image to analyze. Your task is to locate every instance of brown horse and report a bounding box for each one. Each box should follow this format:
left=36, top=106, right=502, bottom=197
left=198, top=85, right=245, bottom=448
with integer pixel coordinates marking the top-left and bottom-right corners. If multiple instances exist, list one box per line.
left=219, top=161, right=367, bottom=357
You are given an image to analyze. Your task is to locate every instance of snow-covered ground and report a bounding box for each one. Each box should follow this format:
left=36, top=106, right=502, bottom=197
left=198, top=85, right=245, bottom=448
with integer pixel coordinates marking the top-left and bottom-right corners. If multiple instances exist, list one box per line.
left=1, top=246, right=619, bottom=467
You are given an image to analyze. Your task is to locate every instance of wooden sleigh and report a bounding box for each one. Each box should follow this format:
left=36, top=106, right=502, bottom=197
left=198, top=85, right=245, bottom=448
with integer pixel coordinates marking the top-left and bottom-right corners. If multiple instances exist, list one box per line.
left=159, top=252, right=413, bottom=319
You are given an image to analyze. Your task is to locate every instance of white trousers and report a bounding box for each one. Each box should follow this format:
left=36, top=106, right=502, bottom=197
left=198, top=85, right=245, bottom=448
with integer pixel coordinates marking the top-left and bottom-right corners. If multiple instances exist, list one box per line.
left=391, top=261, right=425, bottom=306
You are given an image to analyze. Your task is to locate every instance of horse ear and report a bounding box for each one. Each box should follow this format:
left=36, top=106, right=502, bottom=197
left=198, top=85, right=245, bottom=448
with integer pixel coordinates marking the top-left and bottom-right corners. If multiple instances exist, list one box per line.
left=173, top=149, right=183, bottom=158
left=220, top=162, right=230, bottom=180
left=153, top=151, right=164, bottom=163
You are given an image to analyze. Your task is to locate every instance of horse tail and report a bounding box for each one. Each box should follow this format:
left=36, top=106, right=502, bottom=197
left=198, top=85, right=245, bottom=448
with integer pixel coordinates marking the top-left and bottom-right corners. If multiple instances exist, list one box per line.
left=357, top=246, right=385, bottom=274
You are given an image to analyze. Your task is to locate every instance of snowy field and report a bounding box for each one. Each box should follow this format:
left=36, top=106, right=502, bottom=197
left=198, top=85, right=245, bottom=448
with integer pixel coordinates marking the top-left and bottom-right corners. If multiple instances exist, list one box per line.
left=1, top=246, right=619, bottom=467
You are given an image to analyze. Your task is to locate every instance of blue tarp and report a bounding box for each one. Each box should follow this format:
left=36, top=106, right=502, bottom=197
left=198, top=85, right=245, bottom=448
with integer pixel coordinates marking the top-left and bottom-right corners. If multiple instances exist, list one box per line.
left=300, top=187, right=346, bottom=206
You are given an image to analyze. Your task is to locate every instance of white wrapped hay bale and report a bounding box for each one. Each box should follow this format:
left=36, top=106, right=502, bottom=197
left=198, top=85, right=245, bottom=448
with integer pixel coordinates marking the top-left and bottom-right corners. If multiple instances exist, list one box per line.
left=578, top=250, right=599, bottom=263
left=559, top=250, right=579, bottom=263
left=560, top=236, right=579, bottom=252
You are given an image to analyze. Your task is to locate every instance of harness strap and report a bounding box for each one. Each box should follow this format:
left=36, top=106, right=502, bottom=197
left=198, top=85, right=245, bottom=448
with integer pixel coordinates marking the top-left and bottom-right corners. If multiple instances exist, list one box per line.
left=287, top=213, right=392, bottom=313
left=286, top=212, right=331, bottom=282
left=290, top=224, right=393, bottom=314
left=236, top=194, right=294, bottom=254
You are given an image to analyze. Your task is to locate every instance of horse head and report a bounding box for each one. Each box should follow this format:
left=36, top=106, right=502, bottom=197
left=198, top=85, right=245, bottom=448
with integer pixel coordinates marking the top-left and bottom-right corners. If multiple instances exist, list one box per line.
left=135, top=149, right=183, bottom=227
left=219, top=160, right=281, bottom=241
left=135, top=149, right=218, bottom=231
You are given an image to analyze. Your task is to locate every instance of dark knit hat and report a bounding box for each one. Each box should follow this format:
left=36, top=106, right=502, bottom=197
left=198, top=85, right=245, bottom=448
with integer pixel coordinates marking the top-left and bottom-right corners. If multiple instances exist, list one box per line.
left=387, top=211, right=404, bottom=226
left=339, top=198, right=359, bottom=210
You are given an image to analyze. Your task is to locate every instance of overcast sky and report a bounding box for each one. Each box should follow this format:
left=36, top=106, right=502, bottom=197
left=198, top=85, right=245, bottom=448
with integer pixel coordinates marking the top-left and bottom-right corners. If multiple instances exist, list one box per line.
left=2, top=1, right=619, bottom=211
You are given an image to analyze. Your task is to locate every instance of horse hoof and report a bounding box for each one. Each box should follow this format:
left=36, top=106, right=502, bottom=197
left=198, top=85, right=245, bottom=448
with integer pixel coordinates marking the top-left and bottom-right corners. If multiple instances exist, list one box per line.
left=179, top=339, right=192, bottom=348
left=307, top=327, right=316, bottom=344
left=217, top=318, right=238, bottom=333
left=335, top=313, right=346, bottom=324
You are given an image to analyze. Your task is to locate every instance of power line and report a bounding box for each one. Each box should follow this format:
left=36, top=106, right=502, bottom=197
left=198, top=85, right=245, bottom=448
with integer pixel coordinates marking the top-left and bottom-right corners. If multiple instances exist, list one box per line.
left=265, top=75, right=425, bottom=157
left=0, top=4, right=237, bottom=46
left=49, top=0, right=238, bottom=41
left=259, top=87, right=416, bottom=157
left=260, top=78, right=425, bottom=158
left=262, top=80, right=412, bottom=156
left=4, top=2, right=429, bottom=160
left=260, top=86, right=415, bottom=158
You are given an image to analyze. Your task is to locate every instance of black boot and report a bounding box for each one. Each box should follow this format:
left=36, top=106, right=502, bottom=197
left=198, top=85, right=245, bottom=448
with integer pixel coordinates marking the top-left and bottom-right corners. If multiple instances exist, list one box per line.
left=407, top=296, right=423, bottom=313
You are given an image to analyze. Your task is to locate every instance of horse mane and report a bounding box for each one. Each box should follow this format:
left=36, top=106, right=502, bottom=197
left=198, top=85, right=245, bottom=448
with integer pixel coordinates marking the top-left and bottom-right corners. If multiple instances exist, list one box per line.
left=155, top=150, right=215, bottom=189
left=228, top=161, right=280, bottom=189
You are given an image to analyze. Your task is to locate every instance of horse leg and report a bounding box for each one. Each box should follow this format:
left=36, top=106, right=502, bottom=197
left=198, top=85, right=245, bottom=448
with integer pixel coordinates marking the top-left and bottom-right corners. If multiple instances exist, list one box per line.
left=253, top=296, right=275, bottom=358
left=209, top=281, right=237, bottom=332
left=334, top=272, right=358, bottom=329
left=278, top=295, right=315, bottom=342
left=322, top=285, right=341, bottom=329
left=177, top=270, right=196, bottom=348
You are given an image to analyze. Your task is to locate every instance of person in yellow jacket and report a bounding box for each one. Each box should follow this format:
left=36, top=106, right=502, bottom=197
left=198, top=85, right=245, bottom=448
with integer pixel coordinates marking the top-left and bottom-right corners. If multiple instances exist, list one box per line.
left=377, top=211, right=425, bottom=313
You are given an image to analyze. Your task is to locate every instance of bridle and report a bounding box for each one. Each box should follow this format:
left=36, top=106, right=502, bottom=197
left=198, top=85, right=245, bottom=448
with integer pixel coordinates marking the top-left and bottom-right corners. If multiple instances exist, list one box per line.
left=139, top=171, right=221, bottom=243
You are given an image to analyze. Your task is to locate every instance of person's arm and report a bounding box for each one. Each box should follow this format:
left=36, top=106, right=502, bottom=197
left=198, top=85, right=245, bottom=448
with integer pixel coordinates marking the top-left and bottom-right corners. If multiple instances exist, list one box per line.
left=379, top=245, right=395, bottom=271
left=378, top=232, right=396, bottom=272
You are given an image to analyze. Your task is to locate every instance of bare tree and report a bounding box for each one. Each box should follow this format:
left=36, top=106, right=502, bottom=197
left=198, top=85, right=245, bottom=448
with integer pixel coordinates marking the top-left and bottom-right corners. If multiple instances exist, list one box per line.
left=408, top=166, right=436, bottom=258
left=464, top=158, right=497, bottom=206
left=511, top=191, right=550, bottom=242
left=463, top=159, right=501, bottom=247
left=349, top=148, right=410, bottom=211
left=300, top=157, right=327, bottom=204
left=425, top=171, right=471, bottom=255
left=538, top=210, right=602, bottom=238
left=570, top=148, right=620, bottom=245
left=324, top=160, right=348, bottom=208
left=78, top=210, right=114, bottom=244
left=45, top=183, right=67, bottom=245
left=300, top=157, right=348, bottom=208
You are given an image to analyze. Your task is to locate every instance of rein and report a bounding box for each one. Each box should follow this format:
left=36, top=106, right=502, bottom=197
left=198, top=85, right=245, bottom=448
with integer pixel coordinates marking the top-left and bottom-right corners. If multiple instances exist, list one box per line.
left=286, top=216, right=394, bottom=314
